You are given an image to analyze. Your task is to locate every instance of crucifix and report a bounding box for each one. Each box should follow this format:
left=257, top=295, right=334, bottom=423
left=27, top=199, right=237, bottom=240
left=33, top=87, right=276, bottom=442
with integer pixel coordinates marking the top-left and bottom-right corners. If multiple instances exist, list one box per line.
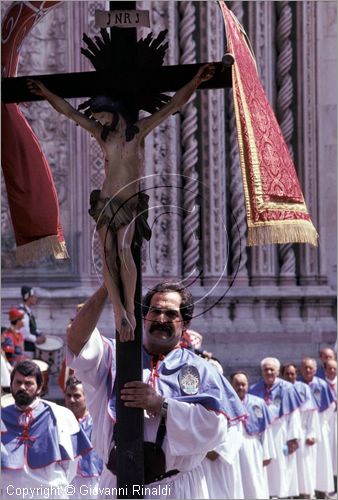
left=2, top=2, right=232, bottom=497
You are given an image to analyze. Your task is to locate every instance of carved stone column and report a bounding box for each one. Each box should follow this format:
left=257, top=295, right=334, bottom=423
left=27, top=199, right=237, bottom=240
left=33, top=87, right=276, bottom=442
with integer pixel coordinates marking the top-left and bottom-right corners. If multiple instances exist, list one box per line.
left=199, top=1, right=228, bottom=287
left=227, top=2, right=249, bottom=286
left=138, top=1, right=181, bottom=282
left=247, top=1, right=278, bottom=286
left=178, top=1, right=200, bottom=282
left=295, top=2, right=329, bottom=286
left=275, top=1, right=297, bottom=284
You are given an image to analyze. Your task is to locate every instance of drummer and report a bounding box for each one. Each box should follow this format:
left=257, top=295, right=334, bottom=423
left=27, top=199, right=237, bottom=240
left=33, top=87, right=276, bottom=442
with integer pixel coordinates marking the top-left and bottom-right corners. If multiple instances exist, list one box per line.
left=18, top=286, right=46, bottom=356
left=1, top=309, right=27, bottom=366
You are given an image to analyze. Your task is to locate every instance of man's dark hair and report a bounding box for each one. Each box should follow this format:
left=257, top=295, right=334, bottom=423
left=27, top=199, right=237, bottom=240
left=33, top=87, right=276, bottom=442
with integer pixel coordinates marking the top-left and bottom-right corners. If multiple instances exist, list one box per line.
left=10, top=360, right=43, bottom=388
left=230, top=370, right=249, bottom=383
left=65, top=375, right=82, bottom=390
left=142, top=282, right=194, bottom=324
left=281, top=363, right=298, bottom=376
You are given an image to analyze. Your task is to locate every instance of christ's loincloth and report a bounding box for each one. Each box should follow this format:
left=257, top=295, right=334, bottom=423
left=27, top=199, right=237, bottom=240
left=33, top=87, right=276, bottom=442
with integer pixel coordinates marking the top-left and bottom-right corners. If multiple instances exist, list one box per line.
left=88, top=190, right=151, bottom=246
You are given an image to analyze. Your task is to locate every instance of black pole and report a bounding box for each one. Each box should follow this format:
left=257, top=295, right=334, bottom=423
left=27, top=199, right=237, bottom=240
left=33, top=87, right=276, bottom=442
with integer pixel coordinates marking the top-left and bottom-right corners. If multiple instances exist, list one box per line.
left=109, top=2, right=144, bottom=498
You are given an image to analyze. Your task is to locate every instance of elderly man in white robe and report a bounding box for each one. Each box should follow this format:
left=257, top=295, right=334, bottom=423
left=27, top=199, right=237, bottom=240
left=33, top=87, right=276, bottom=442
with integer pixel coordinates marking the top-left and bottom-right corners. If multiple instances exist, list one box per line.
left=67, top=283, right=245, bottom=499
left=299, top=357, right=336, bottom=498
left=230, top=371, right=275, bottom=499
left=249, top=357, right=303, bottom=498
left=282, top=363, right=320, bottom=499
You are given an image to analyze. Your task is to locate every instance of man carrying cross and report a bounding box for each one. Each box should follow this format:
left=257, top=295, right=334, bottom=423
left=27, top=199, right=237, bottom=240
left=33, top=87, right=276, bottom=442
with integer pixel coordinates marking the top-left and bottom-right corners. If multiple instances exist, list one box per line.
left=66, top=282, right=245, bottom=498
left=27, top=63, right=214, bottom=344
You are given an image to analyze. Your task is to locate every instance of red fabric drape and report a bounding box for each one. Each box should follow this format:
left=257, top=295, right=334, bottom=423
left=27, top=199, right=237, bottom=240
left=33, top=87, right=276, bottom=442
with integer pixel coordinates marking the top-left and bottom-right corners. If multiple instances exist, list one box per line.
left=1, top=1, right=68, bottom=263
left=219, top=2, right=318, bottom=246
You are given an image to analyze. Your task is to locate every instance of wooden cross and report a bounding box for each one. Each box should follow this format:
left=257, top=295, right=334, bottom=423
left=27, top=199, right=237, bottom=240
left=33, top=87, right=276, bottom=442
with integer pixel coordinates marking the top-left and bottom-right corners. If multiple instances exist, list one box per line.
left=2, top=2, right=232, bottom=498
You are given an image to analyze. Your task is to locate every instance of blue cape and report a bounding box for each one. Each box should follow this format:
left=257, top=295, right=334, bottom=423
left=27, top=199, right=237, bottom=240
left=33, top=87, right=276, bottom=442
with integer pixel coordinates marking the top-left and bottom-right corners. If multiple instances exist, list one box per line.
left=77, top=414, right=103, bottom=477
left=293, top=380, right=318, bottom=412
left=298, top=375, right=335, bottom=412
left=249, top=377, right=303, bottom=420
left=106, top=341, right=246, bottom=425
left=1, top=402, right=91, bottom=469
left=242, top=393, right=274, bottom=435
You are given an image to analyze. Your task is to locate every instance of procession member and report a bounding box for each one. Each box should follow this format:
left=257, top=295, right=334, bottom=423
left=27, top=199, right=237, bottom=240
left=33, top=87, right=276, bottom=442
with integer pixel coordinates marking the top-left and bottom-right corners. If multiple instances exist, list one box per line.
left=1, top=361, right=92, bottom=499
left=181, top=328, right=223, bottom=374
left=65, top=376, right=103, bottom=499
left=316, top=346, right=336, bottom=379
left=231, top=371, right=275, bottom=499
left=249, top=357, right=302, bottom=498
left=299, top=357, right=335, bottom=497
left=325, top=359, right=337, bottom=494
left=67, top=282, right=246, bottom=499
left=18, top=286, right=46, bottom=355
left=282, top=363, right=320, bottom=499
left=27, top=64, right=215, bottom=344
left=1, top=309, right=26, bottom=365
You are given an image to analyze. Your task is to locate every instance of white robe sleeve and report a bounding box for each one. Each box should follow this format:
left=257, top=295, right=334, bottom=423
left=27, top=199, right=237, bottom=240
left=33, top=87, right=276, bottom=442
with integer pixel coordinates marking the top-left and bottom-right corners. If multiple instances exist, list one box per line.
left=286, top=408, right=302, bottom=441
left=262, top=425, right=276, bottom=460
left=67, top=328, right=114, bottom=389
left=165, top=400, right=228, bottom=458
left=304, top=409, right=320, bottom=441
left=20, top=312, right=37, bottom=343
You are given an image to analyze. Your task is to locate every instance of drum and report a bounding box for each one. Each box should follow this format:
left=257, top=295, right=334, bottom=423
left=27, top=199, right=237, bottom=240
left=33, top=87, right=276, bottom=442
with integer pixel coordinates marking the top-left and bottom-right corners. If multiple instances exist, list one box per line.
left=35, top=335, right=64, bottom=376
left=31, top=359, right=50, bottom=395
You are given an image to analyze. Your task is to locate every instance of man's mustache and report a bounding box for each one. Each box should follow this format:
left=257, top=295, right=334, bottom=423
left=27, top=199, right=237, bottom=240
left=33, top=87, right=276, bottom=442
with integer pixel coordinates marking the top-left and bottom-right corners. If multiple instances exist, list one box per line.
left=149, top=324, right=173, bottom=335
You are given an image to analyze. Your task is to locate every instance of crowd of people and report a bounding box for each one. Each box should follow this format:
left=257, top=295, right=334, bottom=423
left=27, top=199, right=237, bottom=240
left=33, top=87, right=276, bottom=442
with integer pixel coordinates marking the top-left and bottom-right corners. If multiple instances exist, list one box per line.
left=1, top=282, right=336, bottom=499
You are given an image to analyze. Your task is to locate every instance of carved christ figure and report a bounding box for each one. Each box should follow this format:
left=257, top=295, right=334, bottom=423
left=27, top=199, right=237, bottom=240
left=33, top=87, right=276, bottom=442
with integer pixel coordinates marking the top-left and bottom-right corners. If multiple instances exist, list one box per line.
left=27, top=64, right=215, bottom=341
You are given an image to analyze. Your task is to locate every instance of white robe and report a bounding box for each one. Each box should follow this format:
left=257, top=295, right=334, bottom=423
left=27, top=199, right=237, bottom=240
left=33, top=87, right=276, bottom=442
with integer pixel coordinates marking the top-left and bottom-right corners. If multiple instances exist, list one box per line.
left=239, top=424, right=275, bottom=499
left=202, top=423, right=244, bottom=499
left=265, top=409, right=301, bottom=498
left=326, top=377, right=337, bottom=476
left=1, top=399, right=80, bottom=499
left=315, top=403, right=335, bottom=492
left=295, top=406, right=320, bottom=496
left=67, top=331, right=230, bottom=499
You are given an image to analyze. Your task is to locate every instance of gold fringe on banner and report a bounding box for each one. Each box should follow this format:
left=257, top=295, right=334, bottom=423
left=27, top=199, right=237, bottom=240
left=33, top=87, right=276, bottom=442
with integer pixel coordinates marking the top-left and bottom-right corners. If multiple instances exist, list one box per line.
left=247, top=221, right=319, bottom=247
left=16, top=236, right=69, bottom=265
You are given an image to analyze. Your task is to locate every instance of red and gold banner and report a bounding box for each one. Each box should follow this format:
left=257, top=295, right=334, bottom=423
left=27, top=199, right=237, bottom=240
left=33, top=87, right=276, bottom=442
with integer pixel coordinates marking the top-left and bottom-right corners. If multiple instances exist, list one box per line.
left=219, top=2, right=318, bottom=246
left=1, top=1, right=68, bottom=264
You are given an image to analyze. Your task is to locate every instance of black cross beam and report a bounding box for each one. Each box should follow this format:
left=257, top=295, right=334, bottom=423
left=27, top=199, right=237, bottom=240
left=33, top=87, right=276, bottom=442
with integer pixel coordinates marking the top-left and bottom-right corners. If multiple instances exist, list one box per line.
left=1, top=2, right=232, bottom=498
left=1, top=63, right=231, bottom=103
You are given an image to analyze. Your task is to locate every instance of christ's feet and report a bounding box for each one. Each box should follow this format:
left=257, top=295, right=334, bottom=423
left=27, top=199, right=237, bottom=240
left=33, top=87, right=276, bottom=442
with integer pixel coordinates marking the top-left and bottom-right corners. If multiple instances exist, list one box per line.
left=118, top=316, right=135, bottom=342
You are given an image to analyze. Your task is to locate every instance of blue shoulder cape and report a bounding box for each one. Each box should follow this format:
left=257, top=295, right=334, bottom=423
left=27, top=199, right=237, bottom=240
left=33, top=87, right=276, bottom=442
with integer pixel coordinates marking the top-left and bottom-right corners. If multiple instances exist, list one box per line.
left=298, top=375, right=335, bottom=412
left=1, top=402, right=91, bottom=469
left=105, top=341, right=246, bottom=425
left=249, top=377, right=303, bottom=421
left=242, top=393, right=274, bottom=435
left=77, top=414, right=103, bottom=477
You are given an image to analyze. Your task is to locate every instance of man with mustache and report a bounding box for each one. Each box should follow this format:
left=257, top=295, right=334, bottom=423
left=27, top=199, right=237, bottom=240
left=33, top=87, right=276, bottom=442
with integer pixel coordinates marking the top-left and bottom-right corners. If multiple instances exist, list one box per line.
left=67, top=282, right=245, bottom=498
left=1, top=360, right=92, bottom=499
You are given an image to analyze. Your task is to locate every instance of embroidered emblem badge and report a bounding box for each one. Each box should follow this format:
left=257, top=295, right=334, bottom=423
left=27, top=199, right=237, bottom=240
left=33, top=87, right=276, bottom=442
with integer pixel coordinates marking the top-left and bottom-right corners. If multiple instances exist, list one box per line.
left=253, top=404, right=263, bottom=418
left=178, top=365, right=200, bottom=395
